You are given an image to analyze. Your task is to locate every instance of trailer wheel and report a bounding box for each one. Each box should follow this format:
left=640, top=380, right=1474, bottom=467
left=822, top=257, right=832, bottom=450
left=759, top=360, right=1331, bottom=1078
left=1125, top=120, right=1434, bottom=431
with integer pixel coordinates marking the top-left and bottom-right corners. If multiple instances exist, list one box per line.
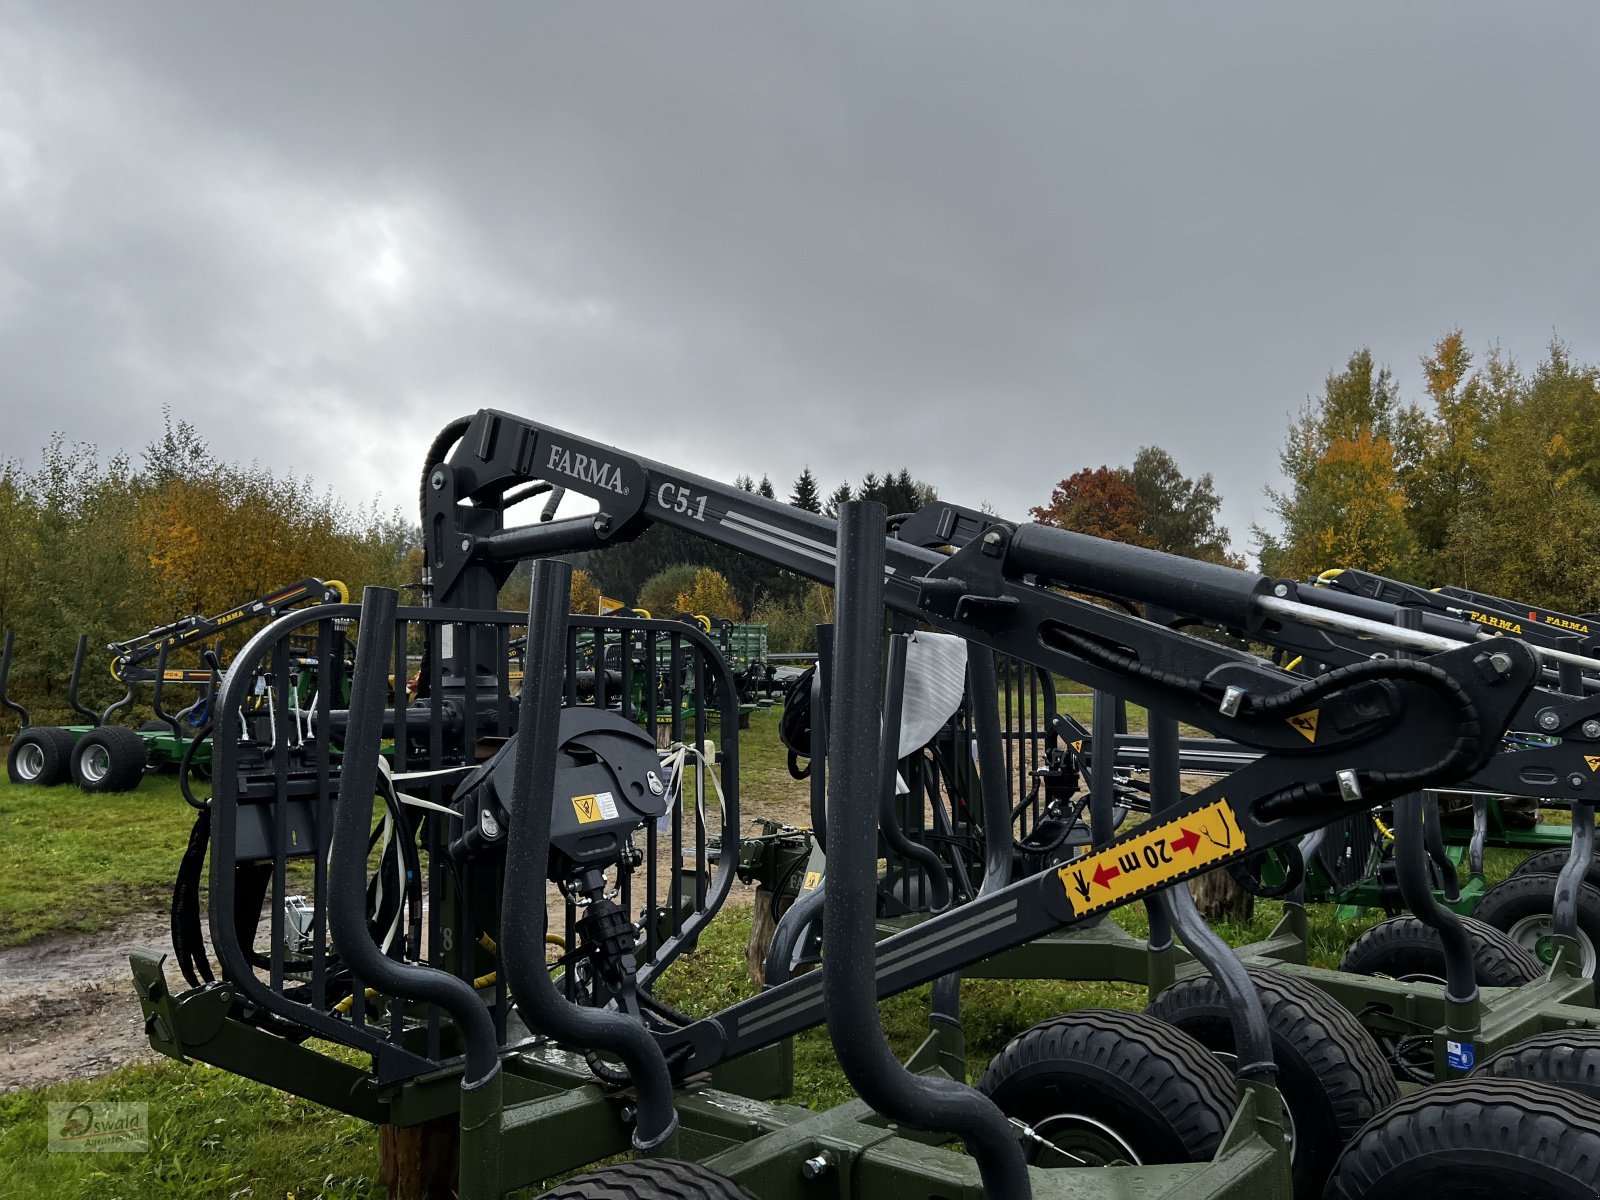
left=1510, top=846, right=1600, bottom=888
left=976, top=1008, right=1236, bottom=1167
left=1325, top=1077, right=1600, bottom=1199
left=537, top=1159, right=758, bottom=1199
left=1339, top=914, right=1542, bottom=987
left=1145, top=966, right=1396, bottom=1197
left=70, top=726, right=148, bottom=792
left=1473, top=872, right=1600, bottom=978
left=1475, top=1028, right=1600, bottom=1103
left=7, top=727, right=75, bottom=786
left=139, top=719, right=171, bottom=734
left=1339, top=915, right=1542, bottom=1082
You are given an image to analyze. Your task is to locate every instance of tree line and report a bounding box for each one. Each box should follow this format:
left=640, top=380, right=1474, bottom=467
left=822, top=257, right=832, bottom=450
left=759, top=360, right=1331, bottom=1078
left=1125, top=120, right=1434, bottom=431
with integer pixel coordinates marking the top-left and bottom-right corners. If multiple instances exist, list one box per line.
left=0, top=414, right=412, bottom=724
left=1257, top=332, right=1600, bottom=614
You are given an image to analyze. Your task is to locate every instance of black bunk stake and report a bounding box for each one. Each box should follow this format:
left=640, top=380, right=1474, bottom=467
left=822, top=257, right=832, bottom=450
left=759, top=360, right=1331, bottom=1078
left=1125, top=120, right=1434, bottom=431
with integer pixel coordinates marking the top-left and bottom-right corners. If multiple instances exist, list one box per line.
left=500, top=558, right=680, bottom=1154
left=0, top=630, right=29, bottom=729
left=329, top=586, right=503, bottom=1196
left=822, top=500, right=1030, bottom=1200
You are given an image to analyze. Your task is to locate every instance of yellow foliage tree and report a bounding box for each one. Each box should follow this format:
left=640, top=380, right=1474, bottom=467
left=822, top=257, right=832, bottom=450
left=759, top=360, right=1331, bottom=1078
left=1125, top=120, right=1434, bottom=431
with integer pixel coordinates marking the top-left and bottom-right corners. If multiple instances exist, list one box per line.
left=674, top=567, right=743, bottom=621
left=569, top=568, right=602, bottom=614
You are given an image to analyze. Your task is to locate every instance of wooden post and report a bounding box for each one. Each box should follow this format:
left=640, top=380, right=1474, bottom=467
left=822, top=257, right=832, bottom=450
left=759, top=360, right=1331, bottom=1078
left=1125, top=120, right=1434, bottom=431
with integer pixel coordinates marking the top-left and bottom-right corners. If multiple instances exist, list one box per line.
left=379, top=1116, right=460, bottom=1200
left=1188, top=866, right=1254, bottom=923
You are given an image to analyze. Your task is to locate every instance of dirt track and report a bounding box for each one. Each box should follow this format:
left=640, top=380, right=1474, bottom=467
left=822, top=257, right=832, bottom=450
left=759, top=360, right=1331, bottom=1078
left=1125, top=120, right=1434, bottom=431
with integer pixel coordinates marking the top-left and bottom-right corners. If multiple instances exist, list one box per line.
left=0, top=914, right=171, bottom=1092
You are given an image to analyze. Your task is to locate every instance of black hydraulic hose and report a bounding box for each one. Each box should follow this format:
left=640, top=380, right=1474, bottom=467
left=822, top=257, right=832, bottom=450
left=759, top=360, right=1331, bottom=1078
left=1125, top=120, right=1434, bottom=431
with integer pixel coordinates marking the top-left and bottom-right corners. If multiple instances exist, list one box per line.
left=329, top=586, right=501, bottom=1089
left=1148, top=708, right=1276, bottom=1084
left=822, top=501, right=1030, bottom=1200
left=879, top=634, right=951, bottom=913
left=1049, top=626, right=1486, bottom=816
left=1553, top=803, right=1596, bottom=947
left=179, top=722, right=212, bottom=810
left=418, top=416, right=473, bottom=515
left=500, top=560, right=678, bottom=1154
left=1385, top=611, right=1479, bottom=1014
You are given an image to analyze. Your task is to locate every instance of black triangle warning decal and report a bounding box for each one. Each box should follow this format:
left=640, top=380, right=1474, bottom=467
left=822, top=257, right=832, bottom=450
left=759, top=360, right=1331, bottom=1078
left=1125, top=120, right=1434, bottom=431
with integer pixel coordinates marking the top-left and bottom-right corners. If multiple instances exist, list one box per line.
left=1287, top=710, right=1320, bottom=743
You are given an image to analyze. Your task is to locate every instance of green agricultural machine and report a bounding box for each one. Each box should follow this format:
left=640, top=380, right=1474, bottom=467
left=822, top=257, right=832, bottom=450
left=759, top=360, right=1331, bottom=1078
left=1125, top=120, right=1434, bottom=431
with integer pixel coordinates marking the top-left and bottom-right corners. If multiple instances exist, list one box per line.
left=2, top=577, right=346, bottom=792
left=127, top=410, right=1600, bottom=1199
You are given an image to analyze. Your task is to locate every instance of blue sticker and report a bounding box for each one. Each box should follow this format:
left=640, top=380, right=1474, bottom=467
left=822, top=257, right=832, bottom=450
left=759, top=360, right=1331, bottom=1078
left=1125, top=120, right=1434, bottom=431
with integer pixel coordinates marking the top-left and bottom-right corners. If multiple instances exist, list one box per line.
left=1447, top=1040, right=1475, bottom=1071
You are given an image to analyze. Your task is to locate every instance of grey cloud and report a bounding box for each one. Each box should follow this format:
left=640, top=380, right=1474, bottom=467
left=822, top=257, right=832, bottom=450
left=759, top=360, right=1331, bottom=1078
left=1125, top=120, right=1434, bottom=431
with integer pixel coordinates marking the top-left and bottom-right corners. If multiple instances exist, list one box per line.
left=2, top=3, right=1597, bottom=550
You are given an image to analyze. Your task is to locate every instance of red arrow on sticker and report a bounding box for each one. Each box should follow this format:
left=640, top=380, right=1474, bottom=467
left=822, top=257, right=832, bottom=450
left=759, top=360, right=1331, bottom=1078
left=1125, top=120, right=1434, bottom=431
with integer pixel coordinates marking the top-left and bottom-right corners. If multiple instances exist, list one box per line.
left=1171, top=828, right=1202, bottom=854
left=1093, top=863, right=1121, bottom=888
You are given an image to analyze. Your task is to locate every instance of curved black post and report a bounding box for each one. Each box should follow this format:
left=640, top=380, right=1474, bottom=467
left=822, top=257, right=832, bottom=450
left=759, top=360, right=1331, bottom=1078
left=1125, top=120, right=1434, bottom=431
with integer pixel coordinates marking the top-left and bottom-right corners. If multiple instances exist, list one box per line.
left=1552, top=803, right=1595, bottom=951
left=930, top=643, right=1015, bottom=1024
left=880, top=632, right=951, bottom=912
left=0, top=631, right=29, bottom=729
left=330, top=587, right=503, bottom=1077
left=808, top=624, right=833, bottom=842
left=1148, top=707, right=1275, bottom=1083
left=1421, top=793, right=1460, bottom=902
left=500, top=559, right=678, bottom=1154
left=68, top=635, right=102, bottom=727
left=1088, top=688, right=1119, bottom=850
left=148, top=641, right=184, bottom=739
left=822, top=500, right=1029, bottom=1200
left=763, top=877, right=825, bottom=986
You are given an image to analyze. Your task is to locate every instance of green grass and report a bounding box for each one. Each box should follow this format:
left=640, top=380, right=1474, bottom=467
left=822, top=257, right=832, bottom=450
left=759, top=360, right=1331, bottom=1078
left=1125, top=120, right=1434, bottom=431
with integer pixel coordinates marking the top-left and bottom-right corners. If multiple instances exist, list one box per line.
left=0, top=774, right=201, bottom=946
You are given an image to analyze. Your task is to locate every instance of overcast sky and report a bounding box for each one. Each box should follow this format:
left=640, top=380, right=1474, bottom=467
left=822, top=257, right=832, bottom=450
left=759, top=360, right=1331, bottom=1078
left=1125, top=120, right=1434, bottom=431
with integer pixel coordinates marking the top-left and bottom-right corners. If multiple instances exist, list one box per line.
left=2, top=4, right=1596, bottom=557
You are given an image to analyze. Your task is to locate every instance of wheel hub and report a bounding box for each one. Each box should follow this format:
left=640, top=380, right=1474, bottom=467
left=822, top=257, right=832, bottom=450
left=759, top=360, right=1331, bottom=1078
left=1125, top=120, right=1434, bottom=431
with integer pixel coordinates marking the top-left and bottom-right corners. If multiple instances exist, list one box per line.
left=15, top=742, right=44, bottom=780
left=80, top=744, right=110, bottom=784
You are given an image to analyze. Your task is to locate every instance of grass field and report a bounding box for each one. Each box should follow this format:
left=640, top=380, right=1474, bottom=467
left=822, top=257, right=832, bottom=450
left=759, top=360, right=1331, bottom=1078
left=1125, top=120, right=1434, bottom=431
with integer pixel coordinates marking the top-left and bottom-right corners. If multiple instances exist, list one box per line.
left=0, top=707, right=1547, bottom=1198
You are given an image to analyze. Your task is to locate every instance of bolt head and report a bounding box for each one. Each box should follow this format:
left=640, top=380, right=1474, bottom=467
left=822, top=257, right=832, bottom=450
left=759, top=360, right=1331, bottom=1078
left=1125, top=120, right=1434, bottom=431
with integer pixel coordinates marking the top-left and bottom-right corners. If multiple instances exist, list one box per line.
left=430, top=470, right=446, bottom=490
left=1488, top=651, right=1514, bottom=675
left=619, top=1104, right=636, bottom=1124
left=1273, top=583, right=1290, bottom=597
left=459, top=537, right=472, bottom=553
left=800, top=1154, right=831, bottom=1180
left=1583, top=720, right=1600, bottom=739
left=479, top=809, right=501, bottom=839
left=1571, top=774, right=1587, bottom=789
left=647, top=771, right=664, bottom=796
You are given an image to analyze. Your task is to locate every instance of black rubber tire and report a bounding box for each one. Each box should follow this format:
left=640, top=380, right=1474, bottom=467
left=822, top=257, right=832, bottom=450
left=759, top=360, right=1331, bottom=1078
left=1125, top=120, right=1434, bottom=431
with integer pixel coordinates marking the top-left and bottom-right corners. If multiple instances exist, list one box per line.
left=139, top=719, right=172, bottom=734
left=1475, top=1028, right=1600, bottom=1103
left=70, top=726, right=149, bottom=792
left=1338, top=914, right=1542, bottom=986
left=976, top=1007, right=1236, bottom=1167
left=1510, top=846, right=1600, bottom=888
left=537, top=1159, right=758, bottom=1199
left=6, top=727, right=76, bottom=786
left=1325, top=1076, right=1600, bottom=1199
left=1473, top=872, right=1600, bottom=978
left=1145, top=966, right=1396, bottom=1198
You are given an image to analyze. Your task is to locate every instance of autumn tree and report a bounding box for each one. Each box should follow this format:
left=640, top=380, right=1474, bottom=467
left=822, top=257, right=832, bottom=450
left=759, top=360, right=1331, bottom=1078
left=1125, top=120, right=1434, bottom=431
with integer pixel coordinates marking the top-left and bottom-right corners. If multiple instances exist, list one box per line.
left=1258, top=348, right=1413, bottom=579
left=675, top=567, right=743, bottom=621
left=569, top=568, right=602, bottom=614
left=1031, top=466, right=1149, bottom=545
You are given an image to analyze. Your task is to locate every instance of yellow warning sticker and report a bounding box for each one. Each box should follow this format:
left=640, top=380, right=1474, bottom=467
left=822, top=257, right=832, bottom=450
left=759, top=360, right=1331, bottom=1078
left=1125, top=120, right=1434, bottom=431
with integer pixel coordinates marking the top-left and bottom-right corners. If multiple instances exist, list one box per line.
left=571, top=794, right=603, bottom=824
left=1286, top=710, right=1320, bottom=743
left=801, top=871, right=822, bottom=892
left=1070, top=740, right=1084, bottom=753
left=1587, top=755, right=1600, bottom=773
left=1057, top=799, right=1249, bottom=917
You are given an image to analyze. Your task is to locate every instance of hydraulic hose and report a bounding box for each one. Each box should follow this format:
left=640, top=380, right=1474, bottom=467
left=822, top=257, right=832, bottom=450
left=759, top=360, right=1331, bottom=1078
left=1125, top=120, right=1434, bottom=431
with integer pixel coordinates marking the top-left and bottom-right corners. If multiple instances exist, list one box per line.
left=822, top=501, right=1030, bottom=1200
left=500, top=559, right=678, bottom=1154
